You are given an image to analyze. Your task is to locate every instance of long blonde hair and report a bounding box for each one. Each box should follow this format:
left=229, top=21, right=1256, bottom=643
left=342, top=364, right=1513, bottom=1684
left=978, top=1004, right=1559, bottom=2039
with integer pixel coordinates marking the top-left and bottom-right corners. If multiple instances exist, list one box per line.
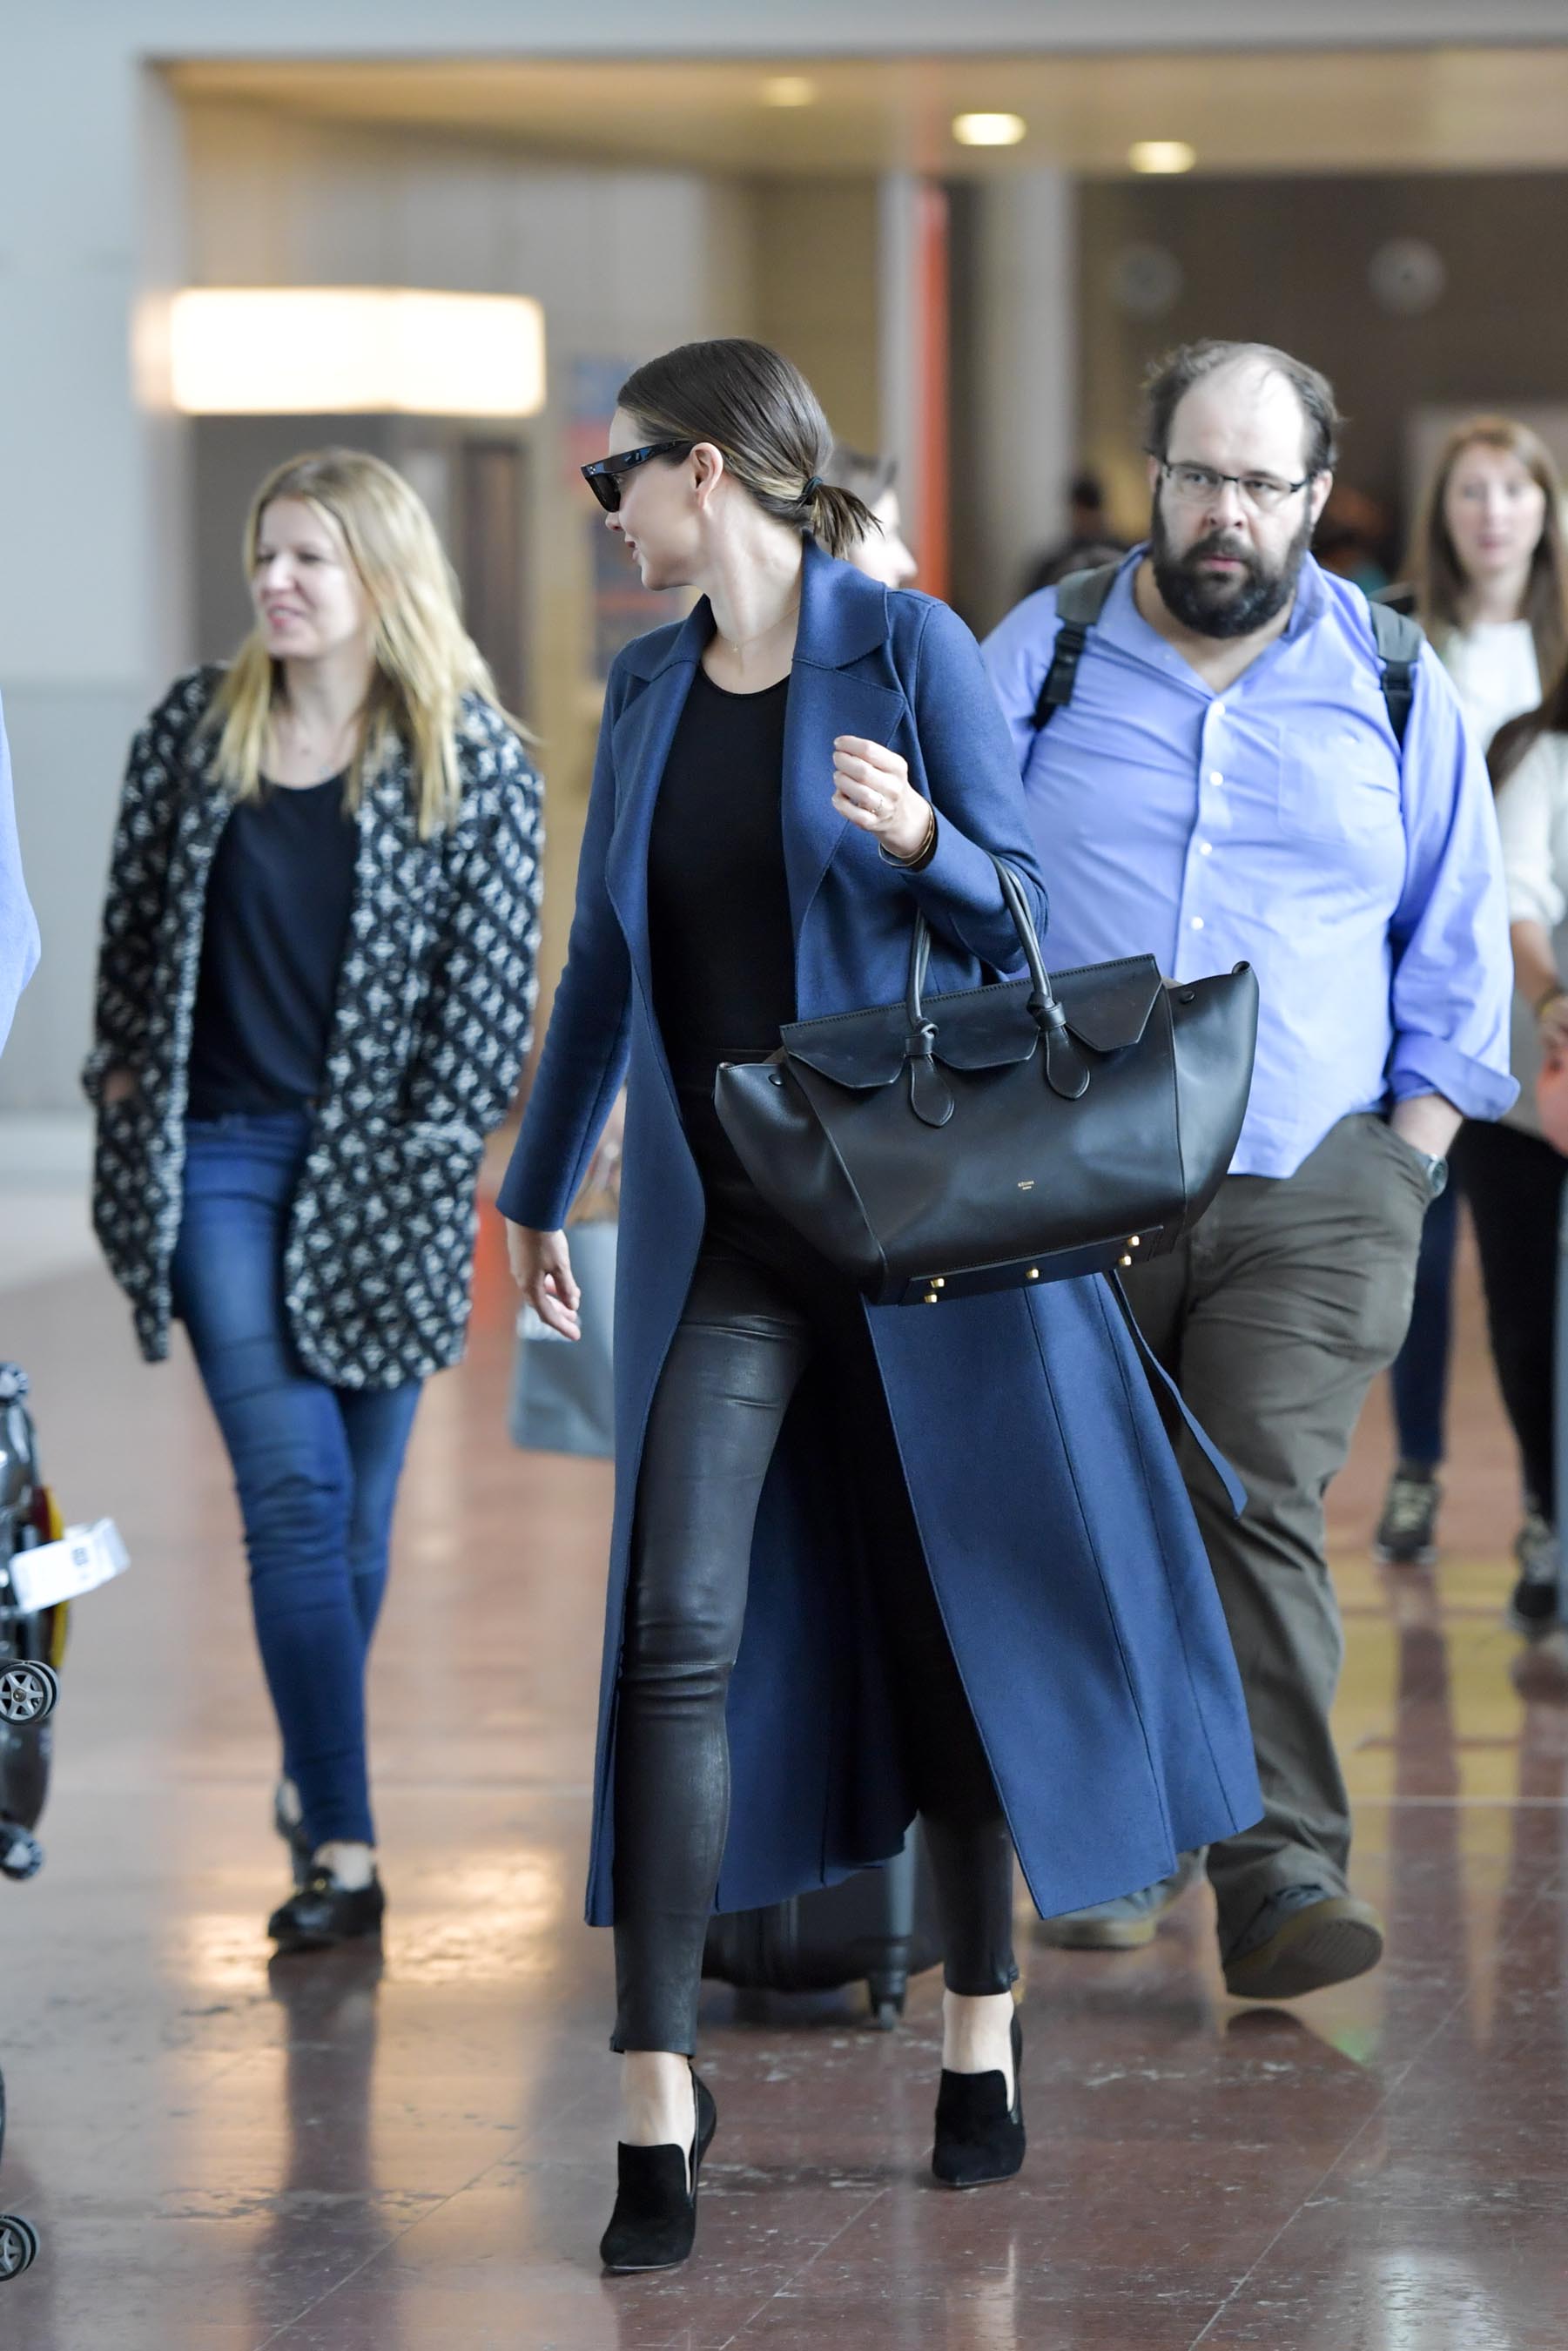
left=1407, top=416, right=1568, bottom=692
left=204, top=448, right=525, bottom=838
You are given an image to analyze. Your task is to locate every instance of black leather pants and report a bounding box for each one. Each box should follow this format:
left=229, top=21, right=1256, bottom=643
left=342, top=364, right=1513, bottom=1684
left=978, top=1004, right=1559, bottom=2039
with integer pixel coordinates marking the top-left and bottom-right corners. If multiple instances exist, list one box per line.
left=610, top=1082, right=1019, bottom=2055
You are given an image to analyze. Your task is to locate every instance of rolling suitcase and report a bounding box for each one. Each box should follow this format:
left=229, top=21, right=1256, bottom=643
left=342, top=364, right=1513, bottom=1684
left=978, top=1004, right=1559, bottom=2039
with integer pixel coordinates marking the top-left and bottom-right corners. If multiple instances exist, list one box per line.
left=702, top=1832, right=942, bottom=2031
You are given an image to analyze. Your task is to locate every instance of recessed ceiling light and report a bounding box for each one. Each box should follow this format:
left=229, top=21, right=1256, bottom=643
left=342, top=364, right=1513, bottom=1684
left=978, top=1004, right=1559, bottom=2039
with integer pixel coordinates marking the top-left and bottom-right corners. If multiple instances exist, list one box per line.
left=1129, top=140, right=1197, bottom=175
left=952, top=112, right=1027, bottom=148
left=762, top=76, right=818, bottom=108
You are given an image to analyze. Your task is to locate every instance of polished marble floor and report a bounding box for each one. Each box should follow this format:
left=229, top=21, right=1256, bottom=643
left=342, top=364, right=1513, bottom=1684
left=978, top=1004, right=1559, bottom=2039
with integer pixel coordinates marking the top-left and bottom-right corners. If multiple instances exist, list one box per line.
left=2, top=1195, right=1566, bottom=2349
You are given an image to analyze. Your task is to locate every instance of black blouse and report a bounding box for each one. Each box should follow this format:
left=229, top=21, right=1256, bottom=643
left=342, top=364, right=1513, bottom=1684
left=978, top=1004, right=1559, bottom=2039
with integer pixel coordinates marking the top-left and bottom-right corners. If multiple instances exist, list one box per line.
left=646, top=667, right=797, bottom=1072
left=186, top=776, right=358, bottom=1117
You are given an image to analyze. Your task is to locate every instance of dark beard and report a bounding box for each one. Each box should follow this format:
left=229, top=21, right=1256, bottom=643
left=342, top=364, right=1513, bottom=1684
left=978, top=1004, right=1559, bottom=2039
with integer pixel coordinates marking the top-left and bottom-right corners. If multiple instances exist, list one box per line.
left=1150, top=494, right=1314, bottom=640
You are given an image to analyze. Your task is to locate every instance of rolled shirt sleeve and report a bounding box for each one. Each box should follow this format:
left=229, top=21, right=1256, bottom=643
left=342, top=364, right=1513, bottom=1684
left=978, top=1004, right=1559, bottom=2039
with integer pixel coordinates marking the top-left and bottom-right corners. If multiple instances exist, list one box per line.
left=0, top=694, right=41, bottom=1058
left=1386, top=647, right=1518, bottom=1119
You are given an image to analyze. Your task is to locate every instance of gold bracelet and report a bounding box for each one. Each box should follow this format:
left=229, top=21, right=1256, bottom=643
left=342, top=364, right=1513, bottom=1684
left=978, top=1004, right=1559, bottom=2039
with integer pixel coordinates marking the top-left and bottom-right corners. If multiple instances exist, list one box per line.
left=885, top=801, right=938, bottom=869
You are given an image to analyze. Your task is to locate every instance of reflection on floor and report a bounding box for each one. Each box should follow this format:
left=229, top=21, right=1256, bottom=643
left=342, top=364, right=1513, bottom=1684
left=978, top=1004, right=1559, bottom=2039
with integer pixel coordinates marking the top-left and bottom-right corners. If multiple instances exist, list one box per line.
left=2, top=1205, right=1565, bottom=2348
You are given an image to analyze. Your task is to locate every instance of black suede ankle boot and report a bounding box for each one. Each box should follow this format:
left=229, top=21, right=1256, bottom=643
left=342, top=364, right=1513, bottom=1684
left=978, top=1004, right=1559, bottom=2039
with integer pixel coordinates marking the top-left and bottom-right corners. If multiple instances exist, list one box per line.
left=266, top=1869, right=384, bottom=1955
left=932, top=2009, right=1025, bottom=2188
left=600, top=2071, right=717, bottom=2273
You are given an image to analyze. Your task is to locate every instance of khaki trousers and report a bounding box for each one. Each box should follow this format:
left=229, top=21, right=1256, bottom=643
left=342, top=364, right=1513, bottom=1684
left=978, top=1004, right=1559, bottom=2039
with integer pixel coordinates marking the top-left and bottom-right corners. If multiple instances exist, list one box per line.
left=1121, top=1113, right=1431, bottom=1946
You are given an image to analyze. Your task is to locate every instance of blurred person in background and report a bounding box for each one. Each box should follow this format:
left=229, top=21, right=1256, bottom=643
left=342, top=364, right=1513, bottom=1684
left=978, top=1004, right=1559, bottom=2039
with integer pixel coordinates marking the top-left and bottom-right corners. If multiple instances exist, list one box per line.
left=84, top=449, right=542, bottom=1954
left=986, top=340, right=1515, bottom=1996
left=1030, top=538, right=1130, bottom=592
left=1373, top=420, right=1568, bottom=1577
left=820, top=440, right=919, bottom=588
left=1315, top=484, right=1392, bottom=596
left=0, top=694, right=39, bottom=1056
left=1020, top=468, right=1127, bottom=599
left=1453, top=672, right=1568, bottom=1634
left=501, top=337, right=1259, bottom=2273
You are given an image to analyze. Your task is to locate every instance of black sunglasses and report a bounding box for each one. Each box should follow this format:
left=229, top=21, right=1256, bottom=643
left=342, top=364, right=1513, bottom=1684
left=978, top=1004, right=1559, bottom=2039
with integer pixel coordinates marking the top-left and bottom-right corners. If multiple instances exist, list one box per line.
left=580, top=441, right=692, bottom=513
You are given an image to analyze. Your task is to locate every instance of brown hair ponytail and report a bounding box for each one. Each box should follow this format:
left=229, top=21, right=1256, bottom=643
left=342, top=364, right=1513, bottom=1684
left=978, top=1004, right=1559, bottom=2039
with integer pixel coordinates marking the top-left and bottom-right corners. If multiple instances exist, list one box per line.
left=616, top=340, right=877, bottom=562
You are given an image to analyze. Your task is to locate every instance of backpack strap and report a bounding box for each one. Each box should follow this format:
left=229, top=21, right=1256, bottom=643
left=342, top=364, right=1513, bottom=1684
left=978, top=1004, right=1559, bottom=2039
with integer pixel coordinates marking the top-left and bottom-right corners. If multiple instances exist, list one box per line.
left=1367, top=596, right=1424, bottom=753
left=1029, top=564, right=1423, bottom=751
left=1030, top=561, right=1123, bottom=732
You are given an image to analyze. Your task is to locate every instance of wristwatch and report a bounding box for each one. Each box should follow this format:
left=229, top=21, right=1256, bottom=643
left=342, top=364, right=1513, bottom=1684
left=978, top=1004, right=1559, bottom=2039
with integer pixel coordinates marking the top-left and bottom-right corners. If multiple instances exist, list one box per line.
left=1412, top=1150, right=1449, bottom=1199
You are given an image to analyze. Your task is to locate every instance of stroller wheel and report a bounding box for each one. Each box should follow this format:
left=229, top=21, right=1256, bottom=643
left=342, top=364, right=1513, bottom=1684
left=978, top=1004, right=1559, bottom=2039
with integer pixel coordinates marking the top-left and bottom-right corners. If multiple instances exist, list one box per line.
left=0, top=1662, right=57, bottom=1727
left=0, top=1824, right=43, bottom=1882
left=0, top=2213, right=38, bottom=2279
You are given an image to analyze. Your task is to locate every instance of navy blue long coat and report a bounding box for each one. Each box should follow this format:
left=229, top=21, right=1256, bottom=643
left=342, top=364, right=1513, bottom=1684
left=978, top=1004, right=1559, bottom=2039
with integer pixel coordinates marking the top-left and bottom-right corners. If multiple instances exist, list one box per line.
left=498, top=541, right=1261, bottom=1928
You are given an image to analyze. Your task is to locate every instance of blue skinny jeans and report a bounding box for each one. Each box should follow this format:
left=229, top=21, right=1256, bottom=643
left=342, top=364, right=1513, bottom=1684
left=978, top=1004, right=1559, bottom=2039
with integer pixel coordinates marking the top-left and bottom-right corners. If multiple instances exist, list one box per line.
left=171, top=1111, right=421, bottom=1849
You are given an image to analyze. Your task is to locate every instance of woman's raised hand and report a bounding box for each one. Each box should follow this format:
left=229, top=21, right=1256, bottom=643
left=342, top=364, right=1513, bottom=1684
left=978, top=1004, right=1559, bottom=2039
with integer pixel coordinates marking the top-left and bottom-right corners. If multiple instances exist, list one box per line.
left=831, top=736, right=933, bottom=864
left=505, top=1220, right=582, bottom=1341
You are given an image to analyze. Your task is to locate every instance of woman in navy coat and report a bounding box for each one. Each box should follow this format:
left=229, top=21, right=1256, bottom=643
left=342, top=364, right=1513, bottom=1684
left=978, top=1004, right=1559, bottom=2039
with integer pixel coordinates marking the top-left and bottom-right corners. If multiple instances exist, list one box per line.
left=499, top=340, right=1260, bottom=2271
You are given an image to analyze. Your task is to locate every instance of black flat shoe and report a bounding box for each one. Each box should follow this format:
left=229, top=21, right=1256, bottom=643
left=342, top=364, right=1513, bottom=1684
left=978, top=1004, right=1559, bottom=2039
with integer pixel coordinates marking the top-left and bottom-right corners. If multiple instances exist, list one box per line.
left=932, top=2010, right=1025, bottom=2188
left=600, top=2071, right=717, bottom=2274
left=267, top=1869, right=385, bottom=1955
left=272, top=1783, right=313, bottom=1890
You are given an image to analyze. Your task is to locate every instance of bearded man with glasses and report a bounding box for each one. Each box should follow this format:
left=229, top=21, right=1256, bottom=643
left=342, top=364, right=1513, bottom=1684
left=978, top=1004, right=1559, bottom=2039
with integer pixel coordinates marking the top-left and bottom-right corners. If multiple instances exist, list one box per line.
left=985, top=339, right=1516, bottom=1997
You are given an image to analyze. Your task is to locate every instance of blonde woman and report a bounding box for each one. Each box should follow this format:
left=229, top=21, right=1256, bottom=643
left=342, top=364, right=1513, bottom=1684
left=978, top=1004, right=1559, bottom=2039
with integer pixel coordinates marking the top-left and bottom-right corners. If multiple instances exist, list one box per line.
left=1375, top=418, right=1568, bottom=1577
left=85, top=449, right=542, bottom=1951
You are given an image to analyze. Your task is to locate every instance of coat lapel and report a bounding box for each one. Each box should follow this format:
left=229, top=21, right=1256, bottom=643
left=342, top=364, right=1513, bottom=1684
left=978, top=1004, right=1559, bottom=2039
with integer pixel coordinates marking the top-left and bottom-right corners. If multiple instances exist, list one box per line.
left=783, top=543, right=907, bottom=936
left=604, top=545, right=908, bottom=999
left=605, top=612, right=706, bottom=1000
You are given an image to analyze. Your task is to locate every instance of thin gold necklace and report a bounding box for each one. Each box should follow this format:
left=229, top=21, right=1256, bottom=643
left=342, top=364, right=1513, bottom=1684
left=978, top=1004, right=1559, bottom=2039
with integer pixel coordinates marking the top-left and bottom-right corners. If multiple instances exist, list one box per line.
left=719, top=596, right=800, bottom=657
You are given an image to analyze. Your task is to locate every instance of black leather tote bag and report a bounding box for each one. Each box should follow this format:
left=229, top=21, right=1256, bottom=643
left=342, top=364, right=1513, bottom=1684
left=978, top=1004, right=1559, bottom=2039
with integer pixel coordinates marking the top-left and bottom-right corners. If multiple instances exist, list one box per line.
left=715, top=860, right=1258, bottom=1307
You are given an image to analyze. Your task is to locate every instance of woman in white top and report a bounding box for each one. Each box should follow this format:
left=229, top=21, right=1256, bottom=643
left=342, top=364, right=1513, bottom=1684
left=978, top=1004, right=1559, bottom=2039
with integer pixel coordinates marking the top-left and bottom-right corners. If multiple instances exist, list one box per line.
left=1454, top=681, right=1568, bottom=1632
left=1375, top=418, right=1568, bottom=1589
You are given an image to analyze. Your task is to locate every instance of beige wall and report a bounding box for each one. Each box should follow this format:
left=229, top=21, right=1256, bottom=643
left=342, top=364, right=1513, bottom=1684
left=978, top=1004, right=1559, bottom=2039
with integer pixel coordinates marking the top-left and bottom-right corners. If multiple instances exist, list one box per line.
left=1079, top=169, right=1568, bottom=554
left=751, top=180, right=882, bottom=455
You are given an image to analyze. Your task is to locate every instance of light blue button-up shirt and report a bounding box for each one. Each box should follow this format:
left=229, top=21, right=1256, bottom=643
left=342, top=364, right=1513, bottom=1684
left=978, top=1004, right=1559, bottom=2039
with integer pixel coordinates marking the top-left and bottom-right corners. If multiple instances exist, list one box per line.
left=983, top=550, right=1517, bottom=1179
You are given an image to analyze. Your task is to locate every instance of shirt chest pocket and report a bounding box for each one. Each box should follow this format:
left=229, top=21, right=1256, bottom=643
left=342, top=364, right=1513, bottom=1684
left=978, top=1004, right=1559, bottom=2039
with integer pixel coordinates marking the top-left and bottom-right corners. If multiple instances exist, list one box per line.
left=1276, top=726, right=1403, bottom=848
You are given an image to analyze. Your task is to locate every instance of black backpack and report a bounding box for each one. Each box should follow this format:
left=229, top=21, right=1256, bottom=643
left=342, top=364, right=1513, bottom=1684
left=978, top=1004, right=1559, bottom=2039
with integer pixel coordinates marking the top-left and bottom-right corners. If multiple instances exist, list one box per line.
left=1030, top=562, right=1423, bottom=751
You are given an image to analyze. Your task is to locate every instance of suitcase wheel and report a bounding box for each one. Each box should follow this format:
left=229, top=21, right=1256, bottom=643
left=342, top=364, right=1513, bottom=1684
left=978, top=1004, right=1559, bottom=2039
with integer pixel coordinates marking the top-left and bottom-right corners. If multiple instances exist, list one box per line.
left=0, top=2214, right=38, bottom=2280
left=0, top=1663, right=57, bottom=1728
left=867, top=1976, right=906, bottom=2031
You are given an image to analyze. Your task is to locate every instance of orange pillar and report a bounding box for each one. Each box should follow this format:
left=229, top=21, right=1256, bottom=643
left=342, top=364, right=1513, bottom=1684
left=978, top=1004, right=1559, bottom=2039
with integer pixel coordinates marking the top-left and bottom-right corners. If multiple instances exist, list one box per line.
left=913, top=179, right=951, bottom=604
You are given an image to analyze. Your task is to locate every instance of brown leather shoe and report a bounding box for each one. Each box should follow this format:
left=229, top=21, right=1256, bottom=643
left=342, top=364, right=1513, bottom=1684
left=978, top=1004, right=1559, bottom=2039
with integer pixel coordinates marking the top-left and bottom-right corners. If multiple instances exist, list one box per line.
left=1223, top=1890, right=1383, bottom=2000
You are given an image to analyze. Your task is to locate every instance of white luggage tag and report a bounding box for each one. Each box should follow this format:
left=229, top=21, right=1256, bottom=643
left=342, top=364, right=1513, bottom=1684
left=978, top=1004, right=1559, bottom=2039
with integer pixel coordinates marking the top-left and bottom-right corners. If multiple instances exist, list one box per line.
left=7, top=1519, right=130, bottom=1612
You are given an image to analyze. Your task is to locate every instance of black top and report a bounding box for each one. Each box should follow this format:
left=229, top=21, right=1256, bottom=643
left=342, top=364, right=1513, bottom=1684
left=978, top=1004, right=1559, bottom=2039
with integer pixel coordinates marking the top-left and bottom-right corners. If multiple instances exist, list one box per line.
left=186, top=776, right=359, bottom=1118
left=647, top=667, right=796, bottom=1073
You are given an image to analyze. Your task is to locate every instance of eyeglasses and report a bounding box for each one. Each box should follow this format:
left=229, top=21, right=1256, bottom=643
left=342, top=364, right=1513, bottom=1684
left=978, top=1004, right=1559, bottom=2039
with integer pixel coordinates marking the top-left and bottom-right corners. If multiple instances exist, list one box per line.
left=1155, top=459, right=1316, bottom=515
left=580, top=441, right=692, bottom=512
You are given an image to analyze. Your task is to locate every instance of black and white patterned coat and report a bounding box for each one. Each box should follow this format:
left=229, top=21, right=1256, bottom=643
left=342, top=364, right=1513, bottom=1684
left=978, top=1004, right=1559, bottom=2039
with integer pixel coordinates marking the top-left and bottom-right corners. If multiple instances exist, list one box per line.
left=84, top=667, right=543, bottom=1388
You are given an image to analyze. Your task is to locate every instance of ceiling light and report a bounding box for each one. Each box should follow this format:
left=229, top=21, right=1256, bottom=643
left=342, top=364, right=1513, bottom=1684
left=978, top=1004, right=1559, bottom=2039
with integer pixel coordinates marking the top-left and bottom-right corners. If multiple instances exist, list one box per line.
left=762, top=77, right=818, bottom=108
left=1129, top=140, right=1197, bottom=175
left=952, top=112, right=1027, bottom=148
left=167, top=288, right=546, bottom=417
